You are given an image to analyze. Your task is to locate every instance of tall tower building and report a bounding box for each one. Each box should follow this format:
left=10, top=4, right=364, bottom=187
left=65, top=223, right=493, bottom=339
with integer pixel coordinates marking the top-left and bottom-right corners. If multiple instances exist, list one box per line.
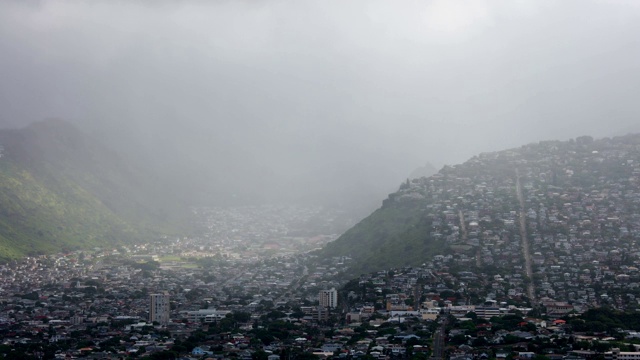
left=149, top=293, right=170, bottom=325
left=319, top=288, right=338, bottom=309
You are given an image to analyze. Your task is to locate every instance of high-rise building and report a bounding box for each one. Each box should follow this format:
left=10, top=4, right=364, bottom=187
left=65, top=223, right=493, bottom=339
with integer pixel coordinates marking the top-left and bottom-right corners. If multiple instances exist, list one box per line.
left=149, top=293, right=170, bottom=324
left=319, top=288, right=338, bottom=309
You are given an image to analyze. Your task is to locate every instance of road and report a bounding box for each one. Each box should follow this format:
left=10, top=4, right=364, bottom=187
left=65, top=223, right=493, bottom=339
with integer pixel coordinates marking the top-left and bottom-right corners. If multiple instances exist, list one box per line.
left=431, top=317, right=447, bottom=360
left=274, top=266, right=308, bottom=304
left=458, top=210, right=467, bottom=244
left=459, top=209, right=482, bottom=268
left=414, top=281, right=422, bottom=311
left=515, top=169, right=536, bottom=302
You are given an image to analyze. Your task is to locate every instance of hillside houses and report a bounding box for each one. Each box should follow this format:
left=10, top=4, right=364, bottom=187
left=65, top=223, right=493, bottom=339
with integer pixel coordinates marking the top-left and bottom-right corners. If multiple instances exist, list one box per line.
left=391, top=134, right=640, bottom=310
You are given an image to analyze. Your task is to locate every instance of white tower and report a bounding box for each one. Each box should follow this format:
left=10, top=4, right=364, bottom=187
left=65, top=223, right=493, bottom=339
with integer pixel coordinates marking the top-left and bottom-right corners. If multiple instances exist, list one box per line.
left=149, top=293, right=170, bottom=324
left=319, top=288, right=338, bottom=309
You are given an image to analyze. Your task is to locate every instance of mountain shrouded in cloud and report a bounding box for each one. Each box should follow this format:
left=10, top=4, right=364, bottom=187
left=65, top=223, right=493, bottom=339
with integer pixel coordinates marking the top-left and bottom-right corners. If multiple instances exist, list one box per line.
left=319, top=133, right=640, bottom=275
left=0, top=119, right=185, bottom=260
left=1, top=1, right=640, bottom=211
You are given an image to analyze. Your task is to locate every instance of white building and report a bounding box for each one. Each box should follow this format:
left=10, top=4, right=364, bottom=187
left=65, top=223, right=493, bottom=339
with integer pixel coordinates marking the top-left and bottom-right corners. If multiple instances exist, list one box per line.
left=319, top=288, right=338, bottom=309
left=149, top=293, right=170, bottom=325
left=187, top=309, right=231, bottom=323
left=605, top=348, right=640, bottom=360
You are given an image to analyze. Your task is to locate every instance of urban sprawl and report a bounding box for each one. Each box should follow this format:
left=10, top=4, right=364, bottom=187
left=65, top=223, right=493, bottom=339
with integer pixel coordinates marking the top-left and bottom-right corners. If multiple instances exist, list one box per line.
left=3, top=136, right=640, bottom=360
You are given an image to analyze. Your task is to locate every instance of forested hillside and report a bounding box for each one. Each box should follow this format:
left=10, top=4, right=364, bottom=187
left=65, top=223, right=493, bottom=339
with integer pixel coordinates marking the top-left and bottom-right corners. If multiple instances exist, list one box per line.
left=0, top=120, right=185, bottom=260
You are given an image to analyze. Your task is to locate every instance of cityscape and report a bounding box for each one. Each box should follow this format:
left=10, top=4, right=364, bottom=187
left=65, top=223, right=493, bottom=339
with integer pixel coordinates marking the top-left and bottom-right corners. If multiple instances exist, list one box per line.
left=2, top=2, right=640, bottom=360
left=5, top=134, right=640, bottom=360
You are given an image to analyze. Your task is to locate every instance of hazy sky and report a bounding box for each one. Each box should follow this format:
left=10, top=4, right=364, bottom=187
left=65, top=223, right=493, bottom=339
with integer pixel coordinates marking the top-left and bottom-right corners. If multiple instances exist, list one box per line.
left=1, top=0, right=640, bottom=208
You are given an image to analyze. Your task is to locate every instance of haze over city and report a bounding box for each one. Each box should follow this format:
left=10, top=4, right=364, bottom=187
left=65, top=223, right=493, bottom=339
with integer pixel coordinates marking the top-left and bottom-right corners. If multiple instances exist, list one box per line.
left=1, top=0, right=640, bottom=208
left=5, top=2, right=640, bottom=359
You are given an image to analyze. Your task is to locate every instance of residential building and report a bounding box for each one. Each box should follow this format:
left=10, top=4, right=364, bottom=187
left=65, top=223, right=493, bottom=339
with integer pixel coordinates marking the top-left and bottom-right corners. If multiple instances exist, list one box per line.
left=149, top=293, right=170, bottom=325
left=319, top=288, right=338, bottom=309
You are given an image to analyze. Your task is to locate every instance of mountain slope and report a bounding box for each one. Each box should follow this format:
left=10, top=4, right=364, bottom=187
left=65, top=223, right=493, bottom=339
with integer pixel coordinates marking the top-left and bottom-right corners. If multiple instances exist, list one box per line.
left=319, top=134, right=640, bottom=275
left=320, top=195, right=445, bottom=274
left=319, top=179, right=451, bottom=275
left=0, top=119, right=184, bottom=260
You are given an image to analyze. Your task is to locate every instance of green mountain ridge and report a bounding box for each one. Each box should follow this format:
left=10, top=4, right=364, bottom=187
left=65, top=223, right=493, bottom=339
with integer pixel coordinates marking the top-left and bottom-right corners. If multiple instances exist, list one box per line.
left=0, top=119, right=184, bottom=261
left=319, top=186, right=447, bottom=275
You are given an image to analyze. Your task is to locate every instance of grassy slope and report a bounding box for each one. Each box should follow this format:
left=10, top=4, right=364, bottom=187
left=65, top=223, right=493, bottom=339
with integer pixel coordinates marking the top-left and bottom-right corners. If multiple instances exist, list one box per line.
left=320, top=199, right=446, bottom=275
left=0, top=157, right=141, bottom=261
left=0, top=120, right=184, bottom=261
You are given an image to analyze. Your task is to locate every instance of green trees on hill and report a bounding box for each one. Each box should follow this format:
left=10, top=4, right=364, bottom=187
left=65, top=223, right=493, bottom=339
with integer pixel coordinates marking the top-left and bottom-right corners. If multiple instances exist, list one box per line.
left=320, top=200, right=445, bottom=275
left=567, top=308, right=640, bottom=334
left=0, top=120, right=185, bottom=261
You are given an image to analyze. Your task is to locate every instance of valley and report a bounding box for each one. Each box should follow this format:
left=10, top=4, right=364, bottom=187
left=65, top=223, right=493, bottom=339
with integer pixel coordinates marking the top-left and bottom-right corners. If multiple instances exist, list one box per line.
left=3, top=1, right=640, bottom=359
left=3, top=130, right=640, bottom=359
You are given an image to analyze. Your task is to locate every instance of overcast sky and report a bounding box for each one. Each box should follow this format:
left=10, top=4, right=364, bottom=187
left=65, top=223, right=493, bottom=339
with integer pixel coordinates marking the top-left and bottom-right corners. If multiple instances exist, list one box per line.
left=1, top=0, right=640, bottom=209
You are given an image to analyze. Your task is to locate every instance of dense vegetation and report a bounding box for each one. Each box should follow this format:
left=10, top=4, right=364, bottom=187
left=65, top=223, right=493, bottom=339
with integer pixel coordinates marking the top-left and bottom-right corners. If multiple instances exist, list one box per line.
left=0, top=120, right=185, bottom=261
left=319, top=197, right=446, bottom=275
left=567, top=308, right=640, bottom=334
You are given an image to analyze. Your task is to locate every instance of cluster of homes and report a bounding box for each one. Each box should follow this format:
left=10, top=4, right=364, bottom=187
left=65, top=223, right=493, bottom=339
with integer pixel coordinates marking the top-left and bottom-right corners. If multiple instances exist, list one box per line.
left=188, top=205, right=346, bottom=261
left=2, top=234, right=640, bottom=359
left=342, top=263, right=640, bottom=360
left=0, top=242, right=355, bottom=359
left=3, top=135, right=640, bottom=358
left=394, top=134, right=640, bottom=310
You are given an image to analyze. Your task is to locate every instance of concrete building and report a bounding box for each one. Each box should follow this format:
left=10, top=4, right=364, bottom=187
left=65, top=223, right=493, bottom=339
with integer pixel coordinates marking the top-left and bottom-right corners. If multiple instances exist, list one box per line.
left=319, top=288, right=338, bottom=309
left=605, top=348, right=640, bottom=360
left=187, top=309, right=231, bottom=323
left=149, top=293, right=170, bottom=325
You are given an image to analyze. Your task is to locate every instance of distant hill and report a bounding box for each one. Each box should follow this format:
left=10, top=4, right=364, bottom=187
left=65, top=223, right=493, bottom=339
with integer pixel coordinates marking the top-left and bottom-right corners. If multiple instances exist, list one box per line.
left=0, top=119, right=185, bottom=261
left=409, top=162, right=437, bottom=179
left=319, top=134, right=640, bottom=275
